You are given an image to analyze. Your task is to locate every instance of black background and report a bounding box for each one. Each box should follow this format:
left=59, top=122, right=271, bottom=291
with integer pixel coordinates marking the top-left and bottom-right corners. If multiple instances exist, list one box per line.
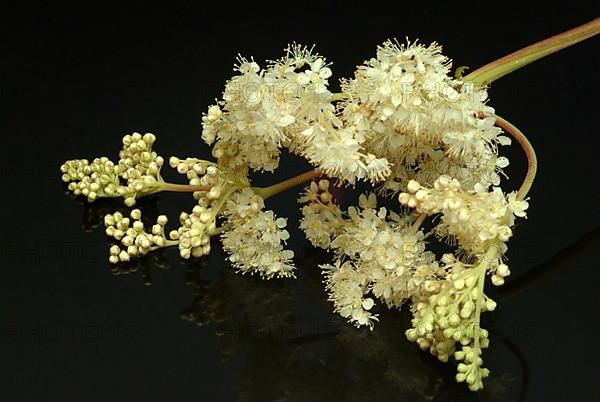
left=3, top=3, right=600, bottom=402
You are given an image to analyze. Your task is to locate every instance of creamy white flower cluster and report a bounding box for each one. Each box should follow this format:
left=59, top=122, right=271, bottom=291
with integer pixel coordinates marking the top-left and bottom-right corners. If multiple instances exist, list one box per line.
left=399, top=176, right=528, bottom=256
left=61, top=133, right=165, bottom=205
left=62, top=38, right=537, bottom=392
left=202, top=45, right=390, bottom=184
left=300, top=171, right=528, bottom=390
left=300, top=181, right=444, bottom=329
left=202, top=44, right=335, bottom=175
left=203, top=40, right=509, bottom=189
left=221, top=188, right=295, bottom=279
left=393, top=175, right=529, bottom=390
left=341, top=40, right=509, bottom=191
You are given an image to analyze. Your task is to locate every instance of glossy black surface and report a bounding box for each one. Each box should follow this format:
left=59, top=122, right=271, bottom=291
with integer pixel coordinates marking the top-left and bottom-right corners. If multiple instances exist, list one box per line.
left=3, top=4, right=600, bottom=401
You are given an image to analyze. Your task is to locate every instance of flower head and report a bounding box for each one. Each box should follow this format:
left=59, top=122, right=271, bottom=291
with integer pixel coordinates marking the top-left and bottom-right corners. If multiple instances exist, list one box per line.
left=221, top=188, right=296, bottom=279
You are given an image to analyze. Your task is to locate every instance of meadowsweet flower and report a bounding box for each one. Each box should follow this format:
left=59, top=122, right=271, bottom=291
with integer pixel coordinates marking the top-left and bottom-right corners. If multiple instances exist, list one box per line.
left=298, top=180, right=344, bottom=249
left=303, top=189, right=443, bottom=327
left=321, top=260, right=379, bottom=329
left=59, top=26, right=584, bottom=392
left=105, top=209, right=176, bottom=263
left=202, top=44, right=335, bottom=175
left=399, top=176, right=527, bottom=255
left=221, top=188, right=296, bottom=279
left=406, top=252, right=498, bottom=391
left=340, top=39, right=507, bottom=192
left=299, top=123, right=392, bottom=184
left=61, top=132, right=165, bottom=205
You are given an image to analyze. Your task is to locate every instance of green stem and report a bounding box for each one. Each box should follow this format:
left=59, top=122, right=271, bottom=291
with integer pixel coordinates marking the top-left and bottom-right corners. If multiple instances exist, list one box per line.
left=465, top=18, right=600, bottom=86
left=493, top=115, right=537, bottom=200
left=147, top=182, right=211, bottom=195
left=473, top=244, right=498, bottom=352
left=410, top=213, right=427, bottom=234
left=253, top=169, right=320, bottom=199
left=331, top=92, right=349, bottom=101
left=149, top=239, right=180, bottom=251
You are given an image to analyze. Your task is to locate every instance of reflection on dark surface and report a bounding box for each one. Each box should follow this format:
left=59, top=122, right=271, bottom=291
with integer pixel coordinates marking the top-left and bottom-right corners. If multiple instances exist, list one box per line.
left=499, top=226, right=600, bottom=300
left=70, top=195, right=526, bottom=402
left=106, top=252, right=521, bottom=401
left=109, top=249, right=171, bottom=285
left=501, top=337, right=529, bottom=402
left=176, top=252, right=520, bottom=402
left=64, top=189, right=163, bottom=233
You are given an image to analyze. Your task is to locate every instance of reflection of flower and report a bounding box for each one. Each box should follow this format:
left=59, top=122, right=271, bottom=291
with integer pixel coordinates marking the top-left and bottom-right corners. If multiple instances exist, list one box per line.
left=178, top=254, right=515, bottom=401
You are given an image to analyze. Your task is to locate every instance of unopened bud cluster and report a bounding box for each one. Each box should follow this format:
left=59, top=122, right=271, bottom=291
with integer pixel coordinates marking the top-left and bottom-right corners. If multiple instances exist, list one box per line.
left=61, top=157, right=120, bottom=201
left=406, top=253, right=497, bottom=390
left=105, top=209, right=174, bottom=263
left=61, top=132, right=164, bottom=205
left=118, top=133, right=164, bottom=206
left=169, top=158, right=243, bottom=259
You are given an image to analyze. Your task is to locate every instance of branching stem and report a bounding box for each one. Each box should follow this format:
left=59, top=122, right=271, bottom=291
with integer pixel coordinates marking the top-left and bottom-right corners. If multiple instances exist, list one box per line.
left=153, top=182, right=211, bottom=194
left=253, top=169, right=320, bottom=199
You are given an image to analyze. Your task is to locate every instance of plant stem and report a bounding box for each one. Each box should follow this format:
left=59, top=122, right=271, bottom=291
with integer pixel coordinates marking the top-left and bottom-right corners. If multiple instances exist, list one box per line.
left=473, top=244, right=499, bottom=352
left=148, top=182, right=211, bottom=194
left=410, top=213, right=427, bottom=234
left=331, top=92, right=349, bottom=101
left=150, top=239, right=180, bottom=250
left=253, top=169, right=320, bottom=199
left=493, top=115, right=537, bottom=200
left=465, top=18, right=600, bottom=86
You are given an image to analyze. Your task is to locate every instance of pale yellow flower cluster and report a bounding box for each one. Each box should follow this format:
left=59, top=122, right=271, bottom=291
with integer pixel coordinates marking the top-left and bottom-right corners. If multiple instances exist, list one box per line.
left=62, top=38, right=540, bottom=393
left=221, top=188, right=296, bottom=279
left=105, top=209, right=175, bottom=263
left=61, top=132, right=164, bottom=205
left=342, top=40, right=508, bottom=192
left=302, top=184, right=444, bottom=329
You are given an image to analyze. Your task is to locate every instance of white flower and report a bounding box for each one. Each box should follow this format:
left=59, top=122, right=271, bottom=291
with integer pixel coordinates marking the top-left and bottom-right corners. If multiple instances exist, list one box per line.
left=299, top=180, right=345, bottom=249
left=399, top=176, right=528, bottom=255
left=308, top=191, right=440, bottom=327
left=507, top=192, right=529, bottom=218
left=321, top=260, right=379, bottom=329
left=221, top=188, right=296, bottom=279
left=339, top=39, right=507, bottom=192
left=300, top=122, right=391, bottom=184
left=202, top=45, right=335, bottom=175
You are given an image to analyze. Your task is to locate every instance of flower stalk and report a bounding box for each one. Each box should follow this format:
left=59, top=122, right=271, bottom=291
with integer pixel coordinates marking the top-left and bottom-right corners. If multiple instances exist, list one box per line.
left=465, top=18, right=600, bottom=85
left=149, top=182, right=211, bottom=194
left=493, top=115, right=537, bottom=200
left=253, top=169, right=320, bottom=199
